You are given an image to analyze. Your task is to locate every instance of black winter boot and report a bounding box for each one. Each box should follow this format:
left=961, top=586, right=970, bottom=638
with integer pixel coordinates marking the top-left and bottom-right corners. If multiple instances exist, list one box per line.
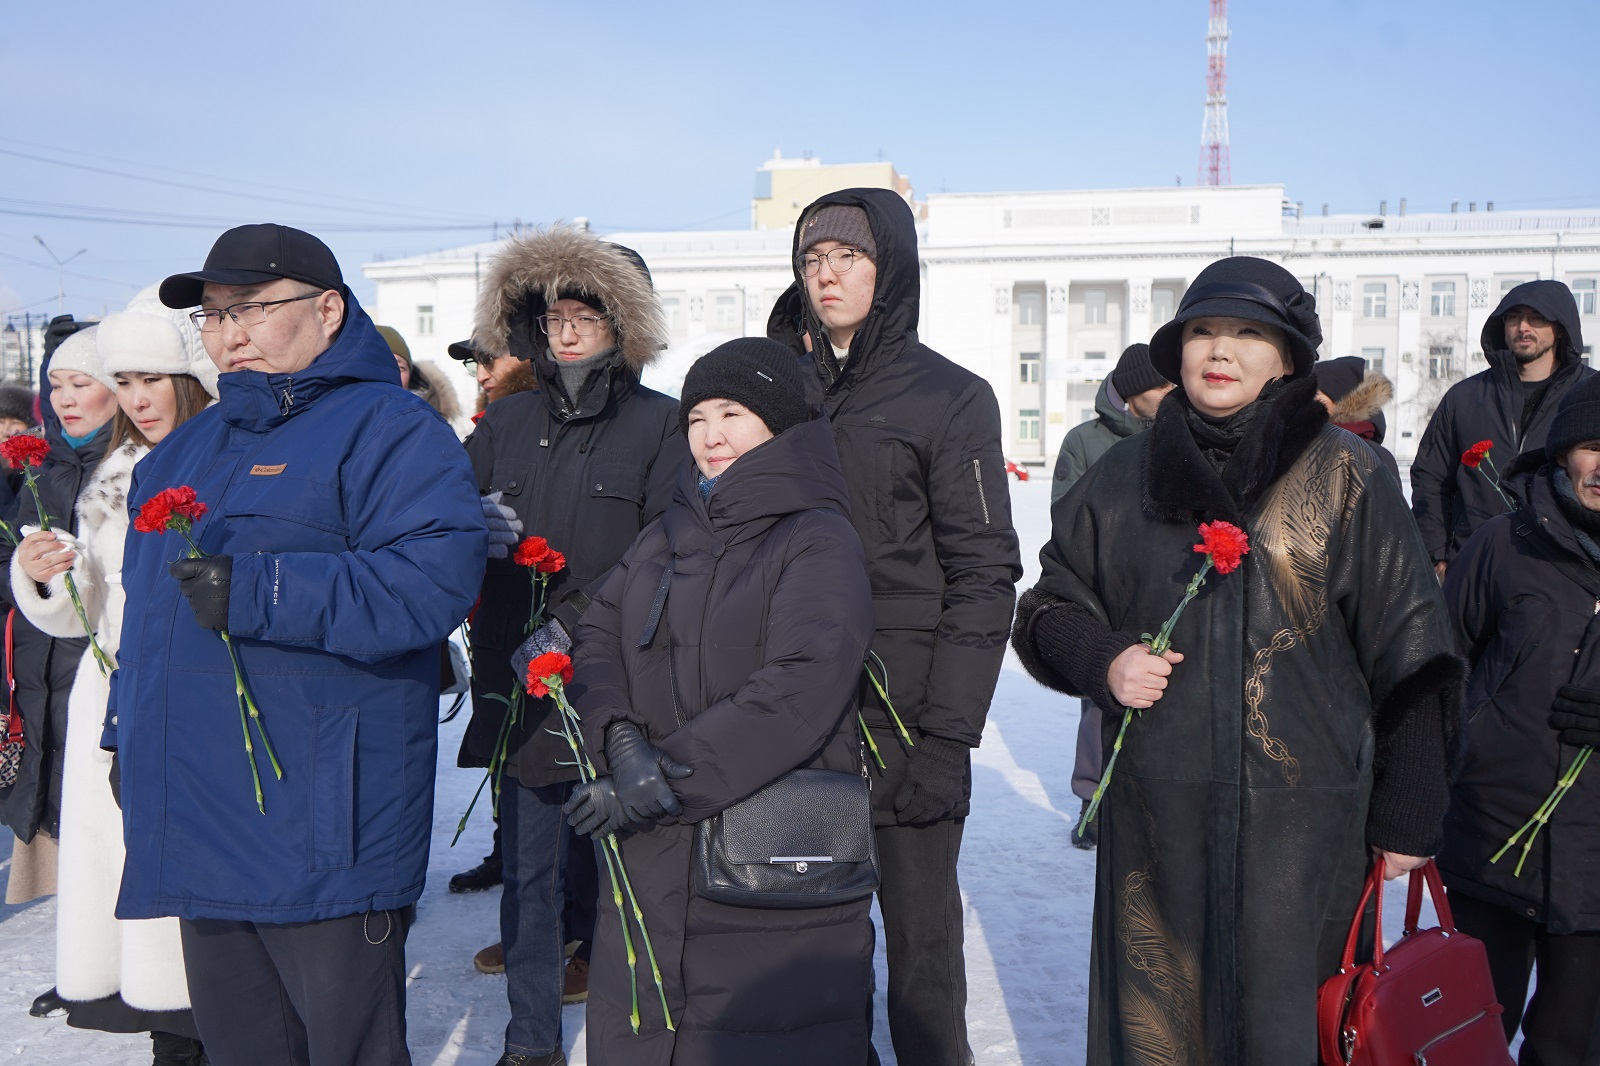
left=449, top=856, right=503, bottom=893
left=151, top=1031, right=209, bottom=1065
left=29, top=987, right=67, bottom=1018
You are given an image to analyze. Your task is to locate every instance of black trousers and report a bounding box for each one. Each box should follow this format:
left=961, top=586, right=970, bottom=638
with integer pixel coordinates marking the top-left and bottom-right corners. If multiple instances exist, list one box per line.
left=179, top=910, right=410, bottom=1066
left=875, top=818, right=973, bottom=1066
left=1451, top=893, right=1600, bottom=1066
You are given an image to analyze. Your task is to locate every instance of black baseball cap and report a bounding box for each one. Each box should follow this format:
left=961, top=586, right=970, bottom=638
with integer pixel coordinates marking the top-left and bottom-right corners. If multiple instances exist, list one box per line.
left=159, top=223, right=344, bottom=309
left=447, top=339, right=480, bottom=362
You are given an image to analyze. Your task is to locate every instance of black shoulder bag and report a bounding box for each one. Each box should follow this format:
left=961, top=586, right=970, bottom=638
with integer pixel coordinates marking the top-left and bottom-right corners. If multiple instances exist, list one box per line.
left=647, top=542, right=881, bottom=910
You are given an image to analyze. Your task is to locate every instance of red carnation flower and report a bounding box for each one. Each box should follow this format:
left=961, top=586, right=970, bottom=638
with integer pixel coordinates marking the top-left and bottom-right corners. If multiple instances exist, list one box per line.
left=471, top=411, right=485, bottom=425
left=1194, top=520, right=1250, bottom=575
left=1461, top=440, right=1494, bottom=469
left=134, top=486, right=208, bottom=535
left=513, top=536, right=550, bottom=568
left=0, top=434, right=50, bottom=470
left=526, top=651, right=574, bottom=698
left=536, top=549, right=566, bottom=575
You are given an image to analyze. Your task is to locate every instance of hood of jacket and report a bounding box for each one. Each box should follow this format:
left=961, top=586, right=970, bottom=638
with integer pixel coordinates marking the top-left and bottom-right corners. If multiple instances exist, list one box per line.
left=1094, top=376, right=1153, bottom=439
left=216, top=293, right=400, bottom=431
left=1328, top=369, right=1393, bottom=444
left=765, top=188, right=921, bottom=393
left=1482, top=280, right=1586, bottom=368
left=670, top=417, right=852, bottom=544
left=472, top=226, right=667, bottom=378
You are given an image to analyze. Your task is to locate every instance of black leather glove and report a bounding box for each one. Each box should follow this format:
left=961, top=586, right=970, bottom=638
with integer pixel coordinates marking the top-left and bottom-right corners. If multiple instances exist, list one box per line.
left=1551, top=684, right=1600, bottom=747
left=109, top=752, right=121, bottom=809
left=563, top=778, right=628, bottom=838
left=169, top=556, right=232, bottom=631
left=605, top=722, right=693, bottom=823
left=512, top=619, right=572, bottom=684
left=893, top=735, right=971, bottom=825
left=481, top=492, right=523, bottom=559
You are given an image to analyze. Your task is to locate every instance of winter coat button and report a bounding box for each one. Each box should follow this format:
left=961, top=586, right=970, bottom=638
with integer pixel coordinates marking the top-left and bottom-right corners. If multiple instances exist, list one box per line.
left=595, top=483, right=603, bottom=492
left=111, top=716, right=118, bottom=725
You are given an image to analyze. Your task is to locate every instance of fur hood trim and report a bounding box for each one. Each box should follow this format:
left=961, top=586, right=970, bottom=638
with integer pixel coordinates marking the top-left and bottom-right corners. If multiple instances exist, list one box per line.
left=473, top=226, right=667, bottom=375
left=1329, top=371, right=1393, bottom=425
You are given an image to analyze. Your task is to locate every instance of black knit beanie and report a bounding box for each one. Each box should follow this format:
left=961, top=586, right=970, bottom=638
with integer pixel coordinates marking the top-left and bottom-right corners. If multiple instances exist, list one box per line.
left=0, top=384, right=35, bottom=426
left=797, top=205, right=877, bottom=261
left=679, top=338, right=810, bottom=437
left=1149, top=256, right=1323, bottom=384
left=1109, top=343, right=1164, bottom=400
left=1311, top=355, right=1365, bottom=403
left=1547, top=372, right=1600, bottom=459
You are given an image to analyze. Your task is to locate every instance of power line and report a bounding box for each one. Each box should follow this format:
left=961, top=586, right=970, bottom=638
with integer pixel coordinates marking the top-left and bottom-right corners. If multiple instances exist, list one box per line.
left=0, top=197, right=494, bottom=233
left=0, top=137, right=490, bottom=225
left=0, top=249, right=141, bottom=288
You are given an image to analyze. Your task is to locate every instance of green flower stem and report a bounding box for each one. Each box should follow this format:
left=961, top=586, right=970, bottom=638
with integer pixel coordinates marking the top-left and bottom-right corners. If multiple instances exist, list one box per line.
left=20, top=468, right=112, bottom=675
left=1477, top=454, right=1517, bottom=513
left=177, top=531, right=281, bottom=810
left=865, top=653, right=915, bottom=748
left=1077, top=558, right=1214, bottom=835
left=1491, top=745, right=1592, bottom=876
left=548, top=678, right=675, bottom=1032
left=859, top=711, right=886, bottom=770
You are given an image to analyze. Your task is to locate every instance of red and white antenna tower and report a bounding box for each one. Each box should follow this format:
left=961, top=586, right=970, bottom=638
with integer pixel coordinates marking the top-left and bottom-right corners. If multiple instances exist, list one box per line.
left=1199, top=0, right=1231, bottom=186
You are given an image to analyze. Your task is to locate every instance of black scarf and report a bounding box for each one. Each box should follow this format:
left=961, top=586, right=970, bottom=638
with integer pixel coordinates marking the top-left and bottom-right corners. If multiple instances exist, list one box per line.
left=1552, top=467, right=1600, bottom=566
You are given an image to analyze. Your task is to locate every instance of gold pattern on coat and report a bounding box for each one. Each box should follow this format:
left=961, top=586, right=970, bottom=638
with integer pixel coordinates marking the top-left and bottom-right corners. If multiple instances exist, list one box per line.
left=1118, top=869, right=1204, bottom=1066
left=1243, top=629, right=1303, bottom=784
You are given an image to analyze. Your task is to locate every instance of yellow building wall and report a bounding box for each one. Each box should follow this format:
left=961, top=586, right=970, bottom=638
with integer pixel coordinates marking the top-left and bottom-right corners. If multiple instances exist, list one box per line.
left=753, top=162, right=910, bottom=231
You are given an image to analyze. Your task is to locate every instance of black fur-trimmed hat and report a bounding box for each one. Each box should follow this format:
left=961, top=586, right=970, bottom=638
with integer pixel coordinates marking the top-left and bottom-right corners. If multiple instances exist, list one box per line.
left=679, top=338, right=809, bottom=437
left=1150, top=257, right=1322, bottom=383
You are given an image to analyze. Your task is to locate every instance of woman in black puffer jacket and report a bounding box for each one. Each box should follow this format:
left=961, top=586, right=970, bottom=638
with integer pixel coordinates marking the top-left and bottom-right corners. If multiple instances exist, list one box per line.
left=567, top=338, right=877, bottom=1065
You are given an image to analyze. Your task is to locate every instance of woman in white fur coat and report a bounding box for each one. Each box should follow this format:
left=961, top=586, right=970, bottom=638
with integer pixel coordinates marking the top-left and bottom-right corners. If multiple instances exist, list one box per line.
left=12, top=307, right=217, bottom=1065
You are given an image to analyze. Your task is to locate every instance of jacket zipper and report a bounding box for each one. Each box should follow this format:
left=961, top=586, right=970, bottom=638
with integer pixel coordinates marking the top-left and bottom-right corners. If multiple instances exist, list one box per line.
left=1414, top=1008, right=1489, bottom=1065
left=971, top=459, right=991, bottom=525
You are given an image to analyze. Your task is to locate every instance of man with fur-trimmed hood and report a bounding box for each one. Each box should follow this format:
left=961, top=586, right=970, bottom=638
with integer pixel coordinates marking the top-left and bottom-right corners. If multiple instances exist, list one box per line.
left=463, top=226, right=684, bottom=1066
left=1412, top=280, right=1593, bottom=574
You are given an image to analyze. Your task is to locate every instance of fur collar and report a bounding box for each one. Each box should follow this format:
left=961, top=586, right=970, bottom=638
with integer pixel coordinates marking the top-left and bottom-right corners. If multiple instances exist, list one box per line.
left=1142, top=375, right=1329, bottom=525
left=1328, top=371, right=1394, bottom=424
left=473, top=226, right=668, bottom=375
left=77, top=440, right=148, bottom=533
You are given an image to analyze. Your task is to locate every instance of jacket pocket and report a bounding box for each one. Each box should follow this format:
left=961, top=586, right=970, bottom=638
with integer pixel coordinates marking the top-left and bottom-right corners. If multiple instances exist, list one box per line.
left=222, top=476, right=349, bottom=539
left=309, top=705, right=358, bottom=871
left=965, top=451, right=1004, bottom=529
left=589, top=462, right=646, bottom=506
left=872, top=588, right=942, bottom=631
left=491, top=457, right=532, bottom=500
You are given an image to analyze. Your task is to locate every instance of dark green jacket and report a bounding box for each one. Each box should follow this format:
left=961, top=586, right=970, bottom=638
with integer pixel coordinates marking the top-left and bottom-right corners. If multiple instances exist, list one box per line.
left=1050, top=376, right=1152, bottom=504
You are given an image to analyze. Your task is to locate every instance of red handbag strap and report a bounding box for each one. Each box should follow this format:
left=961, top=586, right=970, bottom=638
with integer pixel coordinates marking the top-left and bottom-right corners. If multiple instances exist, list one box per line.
left=1402, top=859, right=1456, bottom=934
left=1339, top=857, right=1388, bottom=972
left=4, top=608, right=20, bottom=741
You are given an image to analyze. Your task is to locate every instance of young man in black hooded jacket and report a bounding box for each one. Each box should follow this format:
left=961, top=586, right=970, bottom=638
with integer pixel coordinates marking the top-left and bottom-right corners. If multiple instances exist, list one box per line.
left=1411, top=280, right=1592, bottom=574
left=768, top=189, right=1021, bottom=1066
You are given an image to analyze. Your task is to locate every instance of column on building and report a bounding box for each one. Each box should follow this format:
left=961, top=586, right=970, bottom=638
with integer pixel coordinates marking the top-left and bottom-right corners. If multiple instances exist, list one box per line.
left=1042, top=281, right=1070, bottom=460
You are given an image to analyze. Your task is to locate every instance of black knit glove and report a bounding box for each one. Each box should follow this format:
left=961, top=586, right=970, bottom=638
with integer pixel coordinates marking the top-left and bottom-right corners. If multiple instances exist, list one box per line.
left=605, top=722, right=693, bottom=823
left=563, top=778, right=628, bottom=838
left=169, top=556, right=232, bottom=631
left=893, top=735, right=970, bottom=825
left=1551, top=684, right=1600, bottom=747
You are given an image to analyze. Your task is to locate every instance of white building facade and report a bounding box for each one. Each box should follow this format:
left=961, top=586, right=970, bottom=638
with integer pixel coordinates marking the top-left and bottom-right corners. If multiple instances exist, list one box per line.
left=364, top=184, right=1600, bottom=464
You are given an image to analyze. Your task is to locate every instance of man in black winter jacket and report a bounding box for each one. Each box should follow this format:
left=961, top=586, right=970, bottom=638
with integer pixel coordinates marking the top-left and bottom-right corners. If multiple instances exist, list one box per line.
left=1412, top=280, right=1591, bottom=574
left=462, top=227, right=685, bottom=1066
left=769, top=189, right=1022, bottom=1066
left=1439, top=375, right=1600, bottom=1065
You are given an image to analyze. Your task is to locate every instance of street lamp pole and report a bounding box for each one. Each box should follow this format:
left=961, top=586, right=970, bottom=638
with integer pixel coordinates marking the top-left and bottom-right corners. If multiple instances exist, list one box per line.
left=33, top=235, right=88, bottom=317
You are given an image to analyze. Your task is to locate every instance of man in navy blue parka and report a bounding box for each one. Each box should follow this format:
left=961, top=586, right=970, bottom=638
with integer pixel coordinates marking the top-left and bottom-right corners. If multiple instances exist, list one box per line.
left=111, top=225, right=486, bottom=1065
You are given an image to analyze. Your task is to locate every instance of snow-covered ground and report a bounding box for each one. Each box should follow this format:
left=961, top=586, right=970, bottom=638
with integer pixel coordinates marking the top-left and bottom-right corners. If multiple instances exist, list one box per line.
left=0, top=475, right=1443, bottom=1064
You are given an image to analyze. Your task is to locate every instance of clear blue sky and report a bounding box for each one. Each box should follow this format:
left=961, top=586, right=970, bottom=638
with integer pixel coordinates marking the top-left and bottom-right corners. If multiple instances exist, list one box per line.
left=2, top=0, right=1595, bottom=319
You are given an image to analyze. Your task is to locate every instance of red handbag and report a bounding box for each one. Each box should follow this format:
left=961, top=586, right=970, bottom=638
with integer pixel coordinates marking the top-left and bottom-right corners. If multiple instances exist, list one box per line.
left=1317, top=858, right=1512, bottom=1065
left=0, top=609, right=24, bottom=788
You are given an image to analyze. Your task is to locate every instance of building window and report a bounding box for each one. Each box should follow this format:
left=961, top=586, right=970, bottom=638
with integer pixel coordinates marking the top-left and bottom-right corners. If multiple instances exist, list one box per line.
left=1151, top=287, right=1177, bottom=325
left=1430, top=282, right=1456, bottom=317
left=1017, top=291, right=1043, bottom=326
left=1362, top=283, right=1387, bottom=318
left=1573, top=279, right=1597, bottom=315
left=416, top=305, right=434, bottom=336
left=1084, top=289, right=1107, bottom=325
left=1084, top=350, right=1106, bottom=361
left=713, top=294, right=738, bottom=330
left=662, top=296, right=682, bottom=329
left=1019, top=354, right=1041, bottom=383
left=1018, top=409, right=1041, bottom=441
left=1427, top=345, right=1455, bottom=378
left=1502, top=278, right=1529, bottom=293
left=1361, top=347, right=1384, bottom=370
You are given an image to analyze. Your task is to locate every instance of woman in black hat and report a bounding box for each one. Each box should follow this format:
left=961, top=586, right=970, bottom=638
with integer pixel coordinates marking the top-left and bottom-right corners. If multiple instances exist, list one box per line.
left=564, top=338, right=876, bottom=1064
left=1012, top=257, right=1463, bottom=1064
